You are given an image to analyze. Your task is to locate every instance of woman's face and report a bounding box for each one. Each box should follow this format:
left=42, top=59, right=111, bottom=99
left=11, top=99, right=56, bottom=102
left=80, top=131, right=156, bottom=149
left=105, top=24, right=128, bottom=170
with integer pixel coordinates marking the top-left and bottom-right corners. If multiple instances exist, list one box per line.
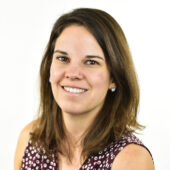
left=50, top=25, right=115, bottom=116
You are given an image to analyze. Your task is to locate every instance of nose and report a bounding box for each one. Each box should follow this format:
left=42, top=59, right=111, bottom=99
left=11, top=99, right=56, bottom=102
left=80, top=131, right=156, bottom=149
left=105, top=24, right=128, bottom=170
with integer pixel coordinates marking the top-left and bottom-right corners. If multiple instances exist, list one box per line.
left=65, top=64, right=83, bottom=80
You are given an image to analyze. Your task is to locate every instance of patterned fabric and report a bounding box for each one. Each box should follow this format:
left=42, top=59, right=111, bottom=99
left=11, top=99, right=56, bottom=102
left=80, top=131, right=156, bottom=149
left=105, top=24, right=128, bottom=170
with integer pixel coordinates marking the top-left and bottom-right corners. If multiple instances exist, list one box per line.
left=21, top=134, right=150, bottom=170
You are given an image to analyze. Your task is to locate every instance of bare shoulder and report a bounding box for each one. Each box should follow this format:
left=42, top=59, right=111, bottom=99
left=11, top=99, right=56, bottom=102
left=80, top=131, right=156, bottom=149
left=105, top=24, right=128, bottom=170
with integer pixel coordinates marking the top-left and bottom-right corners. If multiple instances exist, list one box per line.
left=111, top=144, right=155, bottom=170
left=14, top=120, right=38, bottom=170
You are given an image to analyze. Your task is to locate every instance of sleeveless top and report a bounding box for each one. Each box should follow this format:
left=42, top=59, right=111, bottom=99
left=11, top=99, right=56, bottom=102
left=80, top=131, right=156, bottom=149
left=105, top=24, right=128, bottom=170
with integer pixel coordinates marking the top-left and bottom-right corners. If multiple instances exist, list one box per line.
left=21, top=134, right=151, bottom=170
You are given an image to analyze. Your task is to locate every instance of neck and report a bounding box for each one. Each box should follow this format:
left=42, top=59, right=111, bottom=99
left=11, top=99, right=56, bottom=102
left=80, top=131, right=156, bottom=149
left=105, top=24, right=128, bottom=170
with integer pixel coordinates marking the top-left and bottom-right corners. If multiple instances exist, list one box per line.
left=62, top=109, right=99, bottom=148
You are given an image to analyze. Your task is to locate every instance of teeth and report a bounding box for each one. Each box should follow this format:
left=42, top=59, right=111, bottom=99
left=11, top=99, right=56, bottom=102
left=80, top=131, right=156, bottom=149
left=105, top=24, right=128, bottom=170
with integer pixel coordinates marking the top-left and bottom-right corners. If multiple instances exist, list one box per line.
left=63, top=87, right=86, bottom=93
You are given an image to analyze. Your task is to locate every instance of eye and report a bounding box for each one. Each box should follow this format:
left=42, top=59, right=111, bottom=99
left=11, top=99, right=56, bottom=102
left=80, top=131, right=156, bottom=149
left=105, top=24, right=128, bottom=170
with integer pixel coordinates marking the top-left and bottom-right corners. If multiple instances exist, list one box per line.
left=86, top=60, right=99, bottom=65
left=56, top=56, right=69, bottom=63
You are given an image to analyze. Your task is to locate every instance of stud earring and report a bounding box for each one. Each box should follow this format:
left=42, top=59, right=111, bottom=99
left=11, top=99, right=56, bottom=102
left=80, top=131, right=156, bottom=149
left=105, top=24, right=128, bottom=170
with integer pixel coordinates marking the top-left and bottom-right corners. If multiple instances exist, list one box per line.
left=49, top=77, right=51, bottom=83
left=111, top=88, right=116, bottom=92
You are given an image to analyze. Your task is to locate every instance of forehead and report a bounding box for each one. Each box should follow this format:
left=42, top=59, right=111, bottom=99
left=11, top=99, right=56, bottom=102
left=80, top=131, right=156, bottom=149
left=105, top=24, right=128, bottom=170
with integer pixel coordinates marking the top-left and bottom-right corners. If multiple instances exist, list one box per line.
left=54, top=25, right=104, bottom=57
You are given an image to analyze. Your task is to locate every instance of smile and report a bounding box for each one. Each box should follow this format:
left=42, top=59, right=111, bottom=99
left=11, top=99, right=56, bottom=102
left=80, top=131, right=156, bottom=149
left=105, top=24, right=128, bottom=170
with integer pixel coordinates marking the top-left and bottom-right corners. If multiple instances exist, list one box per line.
left=62, top=86, right=87, bottom=93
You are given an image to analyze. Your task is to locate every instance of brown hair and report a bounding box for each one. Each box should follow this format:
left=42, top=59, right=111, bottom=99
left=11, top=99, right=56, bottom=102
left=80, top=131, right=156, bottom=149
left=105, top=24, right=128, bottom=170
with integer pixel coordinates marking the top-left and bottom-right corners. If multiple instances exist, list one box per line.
left=31, top=8, right=144, bottom=161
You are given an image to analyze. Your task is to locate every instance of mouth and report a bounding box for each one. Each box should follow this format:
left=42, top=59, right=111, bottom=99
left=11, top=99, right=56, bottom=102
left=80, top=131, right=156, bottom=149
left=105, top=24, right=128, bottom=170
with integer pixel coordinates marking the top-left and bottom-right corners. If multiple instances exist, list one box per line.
left=62, top=86, right=88, bottom=94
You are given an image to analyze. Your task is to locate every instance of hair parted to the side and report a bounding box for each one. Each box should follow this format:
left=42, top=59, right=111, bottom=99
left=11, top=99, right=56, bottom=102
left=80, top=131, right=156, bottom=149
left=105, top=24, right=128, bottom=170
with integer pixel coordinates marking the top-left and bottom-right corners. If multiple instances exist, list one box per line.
left=31, top=8, right=144, bottom=161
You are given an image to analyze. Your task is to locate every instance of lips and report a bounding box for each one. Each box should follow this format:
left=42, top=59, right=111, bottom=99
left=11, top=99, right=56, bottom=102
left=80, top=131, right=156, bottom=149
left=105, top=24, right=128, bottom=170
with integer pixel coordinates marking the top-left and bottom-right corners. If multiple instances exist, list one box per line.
left=62, top=86, right=88, bottom=93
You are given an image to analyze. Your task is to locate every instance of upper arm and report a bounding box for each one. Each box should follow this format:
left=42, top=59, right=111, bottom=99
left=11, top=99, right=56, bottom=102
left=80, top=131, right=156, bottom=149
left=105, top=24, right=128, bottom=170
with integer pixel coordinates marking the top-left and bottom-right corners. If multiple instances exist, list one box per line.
left=14, top=120, right=36, bottom=170
left=111, top=144, right=155, bottom=170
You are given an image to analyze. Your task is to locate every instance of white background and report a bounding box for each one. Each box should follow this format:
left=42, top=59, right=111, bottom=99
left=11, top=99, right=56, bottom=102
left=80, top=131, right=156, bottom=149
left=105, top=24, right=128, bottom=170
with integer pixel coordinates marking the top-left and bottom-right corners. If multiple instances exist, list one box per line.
left=0, top=0, right=169, bottom=169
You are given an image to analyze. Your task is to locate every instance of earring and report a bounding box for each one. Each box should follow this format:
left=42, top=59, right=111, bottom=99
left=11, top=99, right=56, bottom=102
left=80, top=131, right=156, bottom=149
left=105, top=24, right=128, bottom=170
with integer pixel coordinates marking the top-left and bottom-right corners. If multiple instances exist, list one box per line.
left=49, top=77, right=51, bottom=83
left=111, top=88, right=116, bottom=92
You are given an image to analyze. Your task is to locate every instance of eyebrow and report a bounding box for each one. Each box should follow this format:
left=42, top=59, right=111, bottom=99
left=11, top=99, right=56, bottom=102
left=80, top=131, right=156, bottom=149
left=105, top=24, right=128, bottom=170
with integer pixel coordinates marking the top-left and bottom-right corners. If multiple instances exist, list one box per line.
left=85, top=55, right=104, bottom=61
left=54, top=50, right=68, bottom=55
left=54, top=50, right=104, bottom=61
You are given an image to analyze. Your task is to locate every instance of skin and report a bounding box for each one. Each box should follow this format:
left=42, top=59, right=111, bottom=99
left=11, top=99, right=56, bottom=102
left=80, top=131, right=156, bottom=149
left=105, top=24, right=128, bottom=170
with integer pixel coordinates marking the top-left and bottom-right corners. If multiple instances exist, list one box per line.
left=14, top=25, right=154, bottom=170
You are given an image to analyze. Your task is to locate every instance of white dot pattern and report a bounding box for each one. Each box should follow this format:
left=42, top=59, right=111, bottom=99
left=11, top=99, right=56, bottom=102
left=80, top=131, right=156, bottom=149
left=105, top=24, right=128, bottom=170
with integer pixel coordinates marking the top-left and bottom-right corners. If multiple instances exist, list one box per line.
left=21, top=134, right=149, bottom=170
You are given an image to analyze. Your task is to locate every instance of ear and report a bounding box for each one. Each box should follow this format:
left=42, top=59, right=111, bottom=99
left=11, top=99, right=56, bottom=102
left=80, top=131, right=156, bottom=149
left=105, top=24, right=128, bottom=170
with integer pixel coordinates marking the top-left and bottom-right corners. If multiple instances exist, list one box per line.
left=49, top=77, right=51, bottom=83
left=109, top=82, right=116, bottom=90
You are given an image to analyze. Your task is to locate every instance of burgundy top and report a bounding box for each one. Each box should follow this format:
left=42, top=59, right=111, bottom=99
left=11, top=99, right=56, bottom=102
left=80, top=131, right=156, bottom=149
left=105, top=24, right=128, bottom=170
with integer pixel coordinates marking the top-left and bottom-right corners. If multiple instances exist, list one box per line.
left=21, top=134, right=151, bottom=170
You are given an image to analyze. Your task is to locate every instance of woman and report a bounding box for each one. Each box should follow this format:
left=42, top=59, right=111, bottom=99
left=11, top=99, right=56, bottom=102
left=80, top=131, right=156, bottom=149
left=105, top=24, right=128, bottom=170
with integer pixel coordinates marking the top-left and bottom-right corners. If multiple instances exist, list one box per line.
left=14, top=8, right=154, bottom=170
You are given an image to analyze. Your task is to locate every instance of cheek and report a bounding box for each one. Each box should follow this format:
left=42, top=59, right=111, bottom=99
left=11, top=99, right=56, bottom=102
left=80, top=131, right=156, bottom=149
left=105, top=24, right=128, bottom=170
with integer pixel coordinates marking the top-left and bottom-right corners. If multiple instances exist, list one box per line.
left=50, top=65, right=60, bottom=83
left=89, top=71, right=110, bottom=88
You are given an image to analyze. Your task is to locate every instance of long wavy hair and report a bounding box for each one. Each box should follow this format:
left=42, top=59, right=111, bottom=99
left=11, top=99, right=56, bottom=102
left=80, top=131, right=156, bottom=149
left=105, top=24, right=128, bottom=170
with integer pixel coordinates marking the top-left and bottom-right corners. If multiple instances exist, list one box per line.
left=31, top=8, right=144, bottom=161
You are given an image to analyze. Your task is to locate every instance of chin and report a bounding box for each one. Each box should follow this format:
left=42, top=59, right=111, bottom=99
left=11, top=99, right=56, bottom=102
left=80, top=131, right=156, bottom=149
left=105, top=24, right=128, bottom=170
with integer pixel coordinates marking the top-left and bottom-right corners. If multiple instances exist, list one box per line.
left=62, top=110, right=84, bottom=116
left=61, top=107, right=88, bottom=116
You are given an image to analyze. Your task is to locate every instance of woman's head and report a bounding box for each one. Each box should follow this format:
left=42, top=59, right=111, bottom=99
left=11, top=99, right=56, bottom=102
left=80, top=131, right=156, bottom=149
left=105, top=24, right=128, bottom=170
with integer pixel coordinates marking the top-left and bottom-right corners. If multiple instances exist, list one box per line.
left=35, top=8, right=143, bottom=158
left=50, top=24, right=116, bottom=117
